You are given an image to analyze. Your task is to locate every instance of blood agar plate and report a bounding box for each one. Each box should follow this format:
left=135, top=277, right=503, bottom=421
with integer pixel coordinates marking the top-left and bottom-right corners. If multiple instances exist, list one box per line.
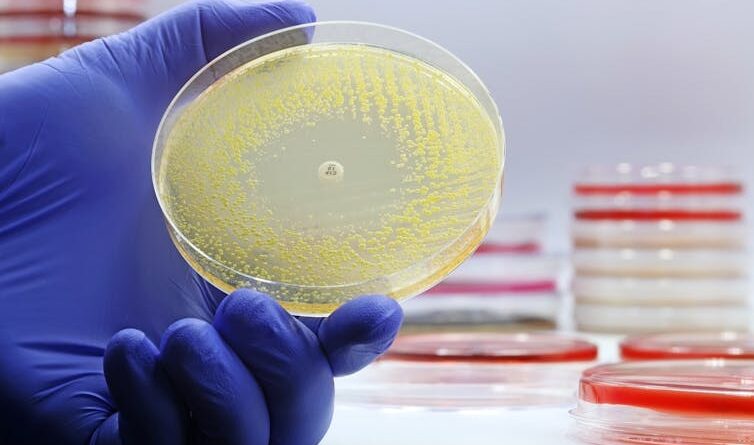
left=621, top=332, right=754, bottom=360
left=152, top=22, right=505, bottom=315
left=385, top=332, right=597, bottom=363
left=337, top=332, right=597, bottom=409
left=572, top=360, right=754, bottom=444
left=573, top=164, right=742, bottom=196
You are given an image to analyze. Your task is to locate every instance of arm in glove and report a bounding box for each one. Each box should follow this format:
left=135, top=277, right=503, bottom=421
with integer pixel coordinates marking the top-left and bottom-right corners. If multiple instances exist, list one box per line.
left=0, top=1, right=403, bottom=444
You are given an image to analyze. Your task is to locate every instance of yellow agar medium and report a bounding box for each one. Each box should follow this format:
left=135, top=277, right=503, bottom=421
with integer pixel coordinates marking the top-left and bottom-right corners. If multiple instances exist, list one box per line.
left=158, top=43, right=503, bottom=315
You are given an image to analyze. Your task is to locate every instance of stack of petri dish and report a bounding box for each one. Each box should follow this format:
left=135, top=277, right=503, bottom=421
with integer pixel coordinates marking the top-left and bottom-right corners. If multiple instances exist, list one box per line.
left=401, top=213, right=565, bottom=331
left=325, top=333, right=597, bottom=445
left=572, top=163, right=750, bottom=333
left=0, top=0, right=146, bottom=73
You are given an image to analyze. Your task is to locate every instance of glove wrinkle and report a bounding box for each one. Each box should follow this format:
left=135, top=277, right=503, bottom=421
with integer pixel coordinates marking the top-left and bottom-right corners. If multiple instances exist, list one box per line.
left=0, top=103, right=47, bottom=201
left=88, top=413, right=120, bottom=445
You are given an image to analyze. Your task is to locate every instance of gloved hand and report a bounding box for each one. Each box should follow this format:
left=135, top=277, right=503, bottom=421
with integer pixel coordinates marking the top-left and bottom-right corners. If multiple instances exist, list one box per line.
left=0, top=2, right=403, bottom=445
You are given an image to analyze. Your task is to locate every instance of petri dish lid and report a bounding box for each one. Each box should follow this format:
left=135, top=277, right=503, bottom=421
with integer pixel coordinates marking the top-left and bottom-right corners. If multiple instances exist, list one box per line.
left=574, top=304, right=751, bottom=334
left=574, top=164, right=743, bottom=197
left=621, top=332, right=754, bottom=360
left=152, top=21, right=504, bottom=315
left=437, top=253, right=563, bottom=284
left=337, top=332, right=595, bottom=408
left=426, top=280, right=557, bottom=295
left=384, top=332, right=598, bottom=363
left=480, top=212, right=546, bottom=254
left=572, top=248, right=749, bottom=278
left=574, top=209, right=741, bottom=222
left=579, top=360, right=754, bottom=418
left=572, top=219, right=747, bottom=250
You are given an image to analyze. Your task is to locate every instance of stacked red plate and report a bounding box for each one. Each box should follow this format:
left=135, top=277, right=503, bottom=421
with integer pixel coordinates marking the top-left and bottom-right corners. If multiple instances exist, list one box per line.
left=571, top=164, right=749, bottom=333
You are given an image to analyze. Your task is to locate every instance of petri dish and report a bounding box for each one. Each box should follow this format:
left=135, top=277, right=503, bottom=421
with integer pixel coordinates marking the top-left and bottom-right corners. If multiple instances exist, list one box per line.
left=337, top=332, right=597, bottom=408
left=152, top=22, right=505, bottom=315
left=573, top=164, right=742, bottom=196
left=572, top=220, right=747, bottom=249
left=478, top=212, right=546, bottom=254
left=328, top=333, right=594, bottom=444
left=575, top=193, right=743, bottom=212
left=571, top=360, right=754, bottom=444
left=574, top=304, right=750, bottom=334
left=575, top=209, right=741, bottom=221
left=434, top=253, right=563, bottom=285
left=401, top=290, right=560, bottom=331
left=572, top=276, right=749, bottom=306
left=573, top=164, right=745, bottom=227
left=0, top=0, right=145, bottom=73
left=620, top=332, right=754, bottom=360
left=573, top=248, right=749, bottom=278
left=384, top=332, right=596, bottom=363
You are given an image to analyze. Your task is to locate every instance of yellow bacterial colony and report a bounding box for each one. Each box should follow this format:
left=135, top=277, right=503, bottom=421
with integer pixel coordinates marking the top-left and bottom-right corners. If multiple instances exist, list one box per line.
left=158, top=43, right=503, bottom=315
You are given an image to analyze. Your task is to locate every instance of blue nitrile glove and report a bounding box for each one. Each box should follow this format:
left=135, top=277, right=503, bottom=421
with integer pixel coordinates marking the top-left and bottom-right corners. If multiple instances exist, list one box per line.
left=0, top=1, right=403, bottom=445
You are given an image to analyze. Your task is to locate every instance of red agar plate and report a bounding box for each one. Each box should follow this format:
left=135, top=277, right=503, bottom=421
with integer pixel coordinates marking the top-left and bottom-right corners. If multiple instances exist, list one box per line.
left=384, top=332, right=598, bottom=363
left=621, top=332, right=754, bottom=360
left=580, top=360, right=754, bottom=418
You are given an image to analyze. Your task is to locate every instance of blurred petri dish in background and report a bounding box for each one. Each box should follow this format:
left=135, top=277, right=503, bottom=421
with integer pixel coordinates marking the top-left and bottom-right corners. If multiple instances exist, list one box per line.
left=573, top=248, right=749, bottom=278
left=571, top=360, right=754, bottom=444
left=384, top=332, right=597, bottom=363
left=0, top=0, right=146, bottom=72
left=573, top=164, right=742, bottom=196
left=403, top=251, right=563, bottom=332
left=401, top=291, right=560, bottom=332
left=153, top=22, right=505, bottom=315
left=479, top=212, right=546, bottom=253
left=432, top=253, right=564, bottom=285
left=572, top=220, right=747, bottom=249
left=620, top=332, right=754, bottom=360
left=571, top=163, right=750, bottom=336
left=574, top=304, right=749, bottom=334
left=337, top=332, right=597, bottom=409
left=328, top=333, right=593, bottom=445
left=573, top=276, right=749, bottom=306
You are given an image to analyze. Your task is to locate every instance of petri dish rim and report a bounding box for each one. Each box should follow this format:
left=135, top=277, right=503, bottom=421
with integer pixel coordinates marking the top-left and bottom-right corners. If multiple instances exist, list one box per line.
left=574, top=164, right=741, bottom=192
left=620, top=332, right=754, bottom=360
left=383, top=332, right=598, bottom=363
left=151, top=21, right=505, bottom=301
left=579, top=359, right=754, bottom=418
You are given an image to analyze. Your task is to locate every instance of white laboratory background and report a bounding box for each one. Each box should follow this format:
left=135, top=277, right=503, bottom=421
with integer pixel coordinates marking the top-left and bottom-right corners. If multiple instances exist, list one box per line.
left=152, top=0, right=754, bottom=251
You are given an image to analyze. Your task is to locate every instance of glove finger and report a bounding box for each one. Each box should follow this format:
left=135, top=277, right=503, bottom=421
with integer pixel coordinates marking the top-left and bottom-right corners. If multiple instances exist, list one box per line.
left=315, top=295, right=403, bottom=376
left=96, top=0, right=314, bottom=117
left=101, top=329, right=188, bottom=445
left=213, top=289, right=333, bottom=445
left=159, top=318, right=269, bottom=445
